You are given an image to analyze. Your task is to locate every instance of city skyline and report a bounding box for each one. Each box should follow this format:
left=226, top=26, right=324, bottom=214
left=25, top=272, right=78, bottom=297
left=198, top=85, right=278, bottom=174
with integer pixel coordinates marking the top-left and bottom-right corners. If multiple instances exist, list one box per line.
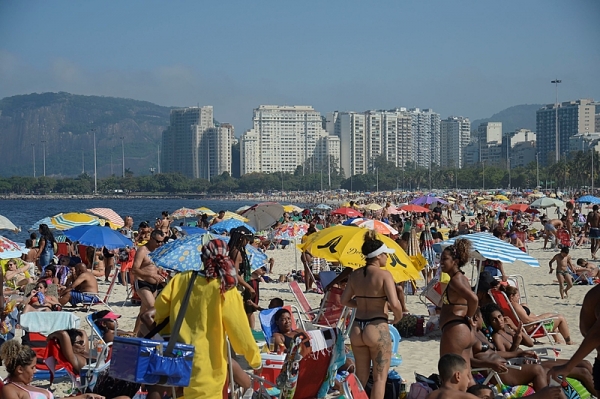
left=1, top=1, right=599, bottom=133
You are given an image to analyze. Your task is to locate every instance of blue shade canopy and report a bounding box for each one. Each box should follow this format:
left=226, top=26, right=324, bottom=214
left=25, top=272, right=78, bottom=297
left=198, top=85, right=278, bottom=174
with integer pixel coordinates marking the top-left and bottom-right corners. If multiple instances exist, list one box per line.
left=210, top=219, right=256, bottom=234
left=434, top=232, right=539, bottom=268
left=63, top=226, right=133, bottom=250
left=576, top=195, right=600, bottom=204
left=149, top=233, right=218, bottom=272
left=179, top=226, right=208, bottom=235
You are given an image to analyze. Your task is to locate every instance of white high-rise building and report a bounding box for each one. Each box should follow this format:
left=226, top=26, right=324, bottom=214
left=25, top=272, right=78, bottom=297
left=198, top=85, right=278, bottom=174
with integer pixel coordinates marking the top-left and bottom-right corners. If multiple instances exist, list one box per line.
left=440, top=116, right=471, bottom=168
left=478, top=122, right=503, bottom=144
left=161, top=106, right=234, bottom=179
left=327, top=109, right=412, bottom=177
left=240, top=105, right=339, bottom=175
left=409, top=108, right=441, bottom=168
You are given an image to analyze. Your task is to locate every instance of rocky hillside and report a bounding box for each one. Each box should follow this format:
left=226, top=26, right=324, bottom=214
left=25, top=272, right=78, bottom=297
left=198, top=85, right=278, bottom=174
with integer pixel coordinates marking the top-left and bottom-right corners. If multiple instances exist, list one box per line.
left=0, top=92, right=172, bottom=177
left=471, top=103, right=543, bottom=134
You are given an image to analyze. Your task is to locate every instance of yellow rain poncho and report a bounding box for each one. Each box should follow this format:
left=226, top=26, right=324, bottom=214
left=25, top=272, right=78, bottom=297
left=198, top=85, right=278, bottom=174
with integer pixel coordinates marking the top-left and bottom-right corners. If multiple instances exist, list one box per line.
left=155, top=272, right=261, bottom=399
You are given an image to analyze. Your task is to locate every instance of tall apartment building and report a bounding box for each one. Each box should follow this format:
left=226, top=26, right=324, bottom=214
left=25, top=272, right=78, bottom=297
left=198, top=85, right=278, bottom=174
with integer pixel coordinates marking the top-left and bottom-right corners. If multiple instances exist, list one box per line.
left=409, top=108, right=441, bottom=168
left=478, top=122, right=502, bottom=144
left=536, top=98, right=596, bottom=166
left=440, top=116, right=471, bottom=168
left=327, top=109, right=412, bottom=177
left=240, top=105, right=339, bottom=175
left=161, top=106, right=234, bottom=179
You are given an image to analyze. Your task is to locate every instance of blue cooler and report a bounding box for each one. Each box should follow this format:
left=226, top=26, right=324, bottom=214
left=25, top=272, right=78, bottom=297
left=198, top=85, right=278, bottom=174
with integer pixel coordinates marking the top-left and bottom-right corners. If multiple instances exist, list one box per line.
left=109, top=336, right=195, bottom=387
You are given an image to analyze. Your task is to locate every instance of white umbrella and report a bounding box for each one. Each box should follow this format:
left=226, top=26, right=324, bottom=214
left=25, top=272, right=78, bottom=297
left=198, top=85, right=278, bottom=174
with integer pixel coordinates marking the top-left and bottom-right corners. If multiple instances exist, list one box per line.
left=0, top=215, right=19, bottom=233
left=241, top=202, right=285, bottom=231
left=529, top=197, right=564, bottom=209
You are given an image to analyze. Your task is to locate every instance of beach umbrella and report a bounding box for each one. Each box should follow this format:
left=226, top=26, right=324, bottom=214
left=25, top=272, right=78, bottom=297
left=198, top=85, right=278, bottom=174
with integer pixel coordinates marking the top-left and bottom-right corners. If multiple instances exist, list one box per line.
left=221, top=211, right=249, bottom=222
left=87, top=208, right=125, bottom=228
left=529, top=197, right=564, bottom=209
left=494, top=195, right=510, bottom=201
left=420, top=225, right=437, bottom=270
left=196, top=207, right=216, bottom=216
left=331, top=207, right=363, bottom=218
left=241, top=202, right=285, bottom=231
left=29, top=217, right=59, bottom=232
left=236, top=205, right=252, bottom=214
left=149, top=233, right=218, bottom=272
left=63, top=225, right=133, bottom=250
left=363, top=203, right=383, bottom=211
left=352, top=219, right=399, bottom=235
left=283, top=205, right=303, bottom=213
left=300, top=225, right=421, bottom=282
left=411, top=195, right=448, bottom=206
left=576, top=195, right=600, bottom=204
left=0, top=215, right=19, bottom=233
left=273, top=222, right=310, bottom=240
left=400, top=204, right=430, bottom=213
left=210, top=219, right=256, bottom=234
left=315, top=204, right=332, bottom=210
left=0, top=236, right=26, bottom=259
left=171, top=207, right=199, bottom=220
left=384, top=206, right=402, bottom=215
left=50, top=212, right=102, bottom=230
left=434, top=232, right=539, bottom=268
left=507, top=204, right=529, bottom=212
left=405, top=228, right=427, bottom=273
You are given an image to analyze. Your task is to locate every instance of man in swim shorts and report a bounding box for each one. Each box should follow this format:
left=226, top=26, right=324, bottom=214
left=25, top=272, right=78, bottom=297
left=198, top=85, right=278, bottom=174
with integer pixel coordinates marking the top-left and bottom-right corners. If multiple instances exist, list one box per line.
left=587, top=205, right=600, bottom=259
left=548, top=284, right=600, bottom=395
left=58, top=264, right=99, bottom=306
left=541, top=216, right=562, bottom=249
left=131, top=229, right=167, bottom=334
left=549, top=247, right=574, bottom=299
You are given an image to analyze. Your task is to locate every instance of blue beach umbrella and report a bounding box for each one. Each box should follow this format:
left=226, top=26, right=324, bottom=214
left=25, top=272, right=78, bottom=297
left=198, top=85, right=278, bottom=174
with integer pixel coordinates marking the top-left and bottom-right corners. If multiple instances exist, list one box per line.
left=179, top=226, right=208, bottom=235
left=63, top=225, right=133, bottom=250
left=210, top=219, right=256, bottom=234
left=217, top=235, right=268, bottom=271
left=149, top=233, right=218, bottom=272
left=576, top=195, right=600, bottom=204
left=434, top=232, right=539, bottom=268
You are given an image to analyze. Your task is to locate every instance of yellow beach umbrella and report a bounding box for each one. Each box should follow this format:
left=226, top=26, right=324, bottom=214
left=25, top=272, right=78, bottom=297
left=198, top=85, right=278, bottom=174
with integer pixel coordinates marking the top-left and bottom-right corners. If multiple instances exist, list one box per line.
left=283, top=205, right=303, bottom=213
left=222, top=211, right=249, bottom=222
left=363, top=203, right=383, bottom=211
left=50, top=212, right=102, bottom=230
left=300, top=225, right=421, bottom=282
left=196, top=207, right=216, bottom=216
left=494, top=195, right=510, bottom=201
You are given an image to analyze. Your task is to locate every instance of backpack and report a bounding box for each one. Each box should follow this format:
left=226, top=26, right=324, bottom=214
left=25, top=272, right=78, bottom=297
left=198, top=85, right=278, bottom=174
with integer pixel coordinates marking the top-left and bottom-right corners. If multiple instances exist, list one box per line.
left=407, top=382, right=432, bottom=399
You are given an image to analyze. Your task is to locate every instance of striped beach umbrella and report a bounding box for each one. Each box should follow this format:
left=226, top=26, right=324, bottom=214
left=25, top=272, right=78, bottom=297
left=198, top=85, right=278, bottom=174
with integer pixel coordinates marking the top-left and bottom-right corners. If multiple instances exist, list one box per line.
left=273, top=222, right=309, bottom=240
left=196, top=207, right=216, bottom=216
left=434, top=232, right=539, bottom=268
left=351, top=218, right=398, bottom=235
left=0, top=236, right=25, bottom=259
left=50, top=213, right=102, bottom=230
left=171, top=207, right=199, bottom=220
left=87, top=208, right=125, bottom=228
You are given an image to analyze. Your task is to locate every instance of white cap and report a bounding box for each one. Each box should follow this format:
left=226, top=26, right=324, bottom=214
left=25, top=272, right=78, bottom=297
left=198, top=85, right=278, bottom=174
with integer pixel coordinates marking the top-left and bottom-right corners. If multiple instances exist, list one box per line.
left=366, top=244, right=395, bottom=258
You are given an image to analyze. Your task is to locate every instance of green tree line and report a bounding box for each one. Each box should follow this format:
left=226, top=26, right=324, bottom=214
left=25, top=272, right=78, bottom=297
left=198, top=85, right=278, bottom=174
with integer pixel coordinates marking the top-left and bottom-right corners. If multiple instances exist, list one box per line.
left=0, top=150, right=596, bottom=194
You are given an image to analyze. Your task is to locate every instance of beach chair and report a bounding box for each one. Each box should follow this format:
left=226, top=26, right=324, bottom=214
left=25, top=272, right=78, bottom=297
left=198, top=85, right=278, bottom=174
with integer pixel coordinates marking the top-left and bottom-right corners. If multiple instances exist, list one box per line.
left=258, top=305, right=306, bottom=345
left=289, top=280, right=351, bottom=330
left=488, top=289, right=557, bottom=344
left=56, top=242, right=69, bottom=256
left=493, top=274, right=528, bottom=305
left=556, top=229, right=575, bottom=249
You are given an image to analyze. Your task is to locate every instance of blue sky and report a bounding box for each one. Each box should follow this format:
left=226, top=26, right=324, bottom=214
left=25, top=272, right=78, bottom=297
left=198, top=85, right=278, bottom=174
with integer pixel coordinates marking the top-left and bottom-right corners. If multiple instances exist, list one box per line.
left=1, top=0, right=598, bottom=133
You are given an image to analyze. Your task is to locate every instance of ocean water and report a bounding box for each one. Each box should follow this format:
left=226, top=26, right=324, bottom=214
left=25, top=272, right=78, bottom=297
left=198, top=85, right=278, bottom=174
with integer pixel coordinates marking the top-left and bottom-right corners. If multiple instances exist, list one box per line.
left=0, top=198, right=259, bottom=243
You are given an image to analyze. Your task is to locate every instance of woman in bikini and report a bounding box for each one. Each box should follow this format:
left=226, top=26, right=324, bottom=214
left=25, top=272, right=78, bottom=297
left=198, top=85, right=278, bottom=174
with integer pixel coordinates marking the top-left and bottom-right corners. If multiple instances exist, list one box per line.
left=341, top=230, right=403, bottom=399
left=439, top=238, right=478, bottom=379
left=482, top=304, right=596, bottom=396
left=500, top=285, right=574, bottom=345
left=271, top=308, right=308, bottom=352
left=0, top=339, right=109, bottom=399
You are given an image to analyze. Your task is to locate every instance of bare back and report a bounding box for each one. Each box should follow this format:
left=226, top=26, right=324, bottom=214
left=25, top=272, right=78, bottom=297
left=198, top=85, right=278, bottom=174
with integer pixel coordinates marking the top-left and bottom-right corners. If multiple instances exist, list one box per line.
left=73, top=271, right=99, bottom=293
left=348, top=266, right=394, bottom=320
left=579, top=284, right=600, bottom=354
left=588, top=211, right=600, bottom=228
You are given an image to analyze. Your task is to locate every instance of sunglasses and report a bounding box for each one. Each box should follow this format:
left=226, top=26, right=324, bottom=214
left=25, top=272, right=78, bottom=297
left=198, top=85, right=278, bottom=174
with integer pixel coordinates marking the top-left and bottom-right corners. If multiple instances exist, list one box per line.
left=154, top=239, right=166, bottom=244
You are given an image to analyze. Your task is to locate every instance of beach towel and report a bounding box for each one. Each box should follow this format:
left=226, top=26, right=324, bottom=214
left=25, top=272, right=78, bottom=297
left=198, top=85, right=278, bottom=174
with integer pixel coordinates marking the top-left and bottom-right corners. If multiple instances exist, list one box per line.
left=43, top=339, right=75, bottom=383
left=20, top=311, right=80, bottom=336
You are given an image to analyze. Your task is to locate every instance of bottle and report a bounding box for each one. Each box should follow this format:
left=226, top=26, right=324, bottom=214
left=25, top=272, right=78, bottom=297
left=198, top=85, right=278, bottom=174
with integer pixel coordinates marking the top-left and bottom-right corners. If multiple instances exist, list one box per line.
left=36, top=292, right=45, bottom=305
left=277, top=343, right=285, bottom=355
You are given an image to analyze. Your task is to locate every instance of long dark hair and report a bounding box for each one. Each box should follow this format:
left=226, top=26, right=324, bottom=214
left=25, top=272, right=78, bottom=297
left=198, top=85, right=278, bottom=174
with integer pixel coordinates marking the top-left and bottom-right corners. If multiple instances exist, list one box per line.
left=39, top=224, right=55, bottom=244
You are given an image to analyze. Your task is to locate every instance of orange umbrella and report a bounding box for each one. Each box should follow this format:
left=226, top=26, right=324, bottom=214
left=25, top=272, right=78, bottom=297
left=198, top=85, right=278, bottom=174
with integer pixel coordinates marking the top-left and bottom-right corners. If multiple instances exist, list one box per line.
left=400, top=204, right=430, bottom=213
left=507, top=204, right=528, bottom=212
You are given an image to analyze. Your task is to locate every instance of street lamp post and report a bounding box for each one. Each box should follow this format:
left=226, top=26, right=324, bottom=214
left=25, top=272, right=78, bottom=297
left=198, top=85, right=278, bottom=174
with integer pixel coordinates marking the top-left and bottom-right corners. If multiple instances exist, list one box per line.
left=551, top=79, right=562, bottom=163
left=120, top=136, right=125, bottom=178
left=536, top=153, right=539, bottom=188
left=592, top=147, right=595, bottom=194
left=31, top=144, right=36, bottom=177
left=81, top=149, right=85, bottom=174
left=482, top=161, right=485, bottom=191
left=41, top=140, right=46, bottom=176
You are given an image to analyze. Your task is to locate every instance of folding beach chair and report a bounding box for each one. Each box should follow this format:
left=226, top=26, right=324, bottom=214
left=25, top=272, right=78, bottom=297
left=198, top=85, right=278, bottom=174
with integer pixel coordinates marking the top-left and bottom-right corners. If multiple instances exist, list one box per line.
left=556, top=229, right=575, bottom=249
left=493, top=274, right=528, bottom=305
left=289, top=280, right=352, bottom=330
left=488, top=289, right=557, bottom=344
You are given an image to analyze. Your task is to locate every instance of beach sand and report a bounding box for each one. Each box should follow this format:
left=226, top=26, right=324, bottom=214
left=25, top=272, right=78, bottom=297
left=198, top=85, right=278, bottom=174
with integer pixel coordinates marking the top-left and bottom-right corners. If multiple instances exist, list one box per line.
left=11, top=219, right=598, bottom=396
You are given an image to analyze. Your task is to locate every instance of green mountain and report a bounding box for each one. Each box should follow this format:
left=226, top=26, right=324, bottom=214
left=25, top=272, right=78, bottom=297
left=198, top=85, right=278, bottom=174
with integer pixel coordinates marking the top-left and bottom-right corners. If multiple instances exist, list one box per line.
left=471, top=103, right=543, bottom=133
left=0, top=92, right=173, bottom=177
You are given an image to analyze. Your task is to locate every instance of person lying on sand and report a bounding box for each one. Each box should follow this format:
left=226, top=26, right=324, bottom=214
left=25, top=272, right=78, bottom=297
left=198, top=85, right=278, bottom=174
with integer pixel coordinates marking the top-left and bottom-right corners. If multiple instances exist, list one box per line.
left=575, top=258, right=600, bottom=279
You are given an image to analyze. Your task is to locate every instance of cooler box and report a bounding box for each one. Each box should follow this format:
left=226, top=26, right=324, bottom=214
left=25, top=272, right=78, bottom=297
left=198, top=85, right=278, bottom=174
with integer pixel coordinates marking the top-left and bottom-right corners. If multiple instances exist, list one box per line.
left=254, top=353, right=286, bottom=389
left=110, top=336, right=195, bottom=386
